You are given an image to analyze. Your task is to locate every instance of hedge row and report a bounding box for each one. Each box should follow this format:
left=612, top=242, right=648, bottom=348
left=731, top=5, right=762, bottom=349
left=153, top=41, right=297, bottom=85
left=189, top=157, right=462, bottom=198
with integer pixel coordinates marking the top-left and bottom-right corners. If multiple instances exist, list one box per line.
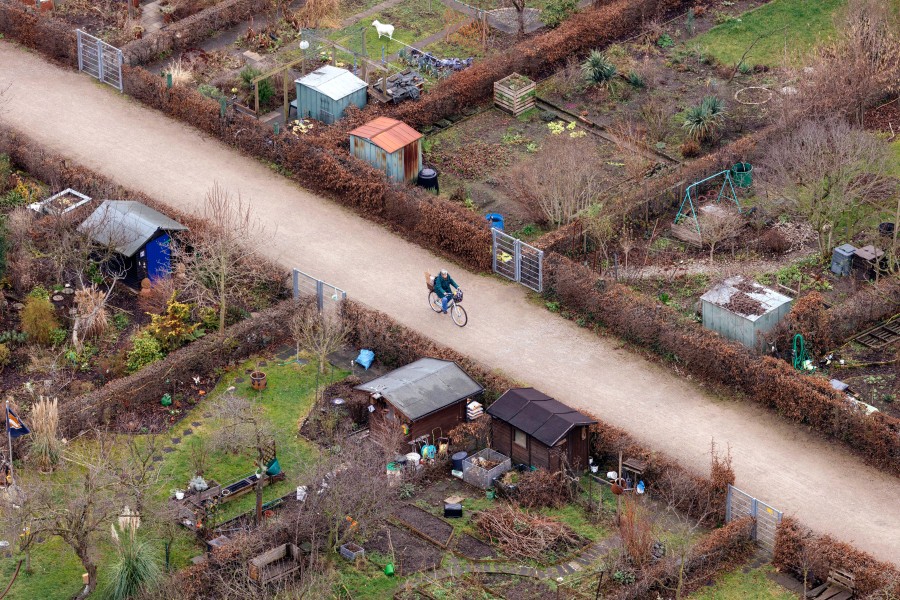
left=773, top=517, right=900, bottom=596
left=0, top=2, right=76, bottom=65
left=613, top=517, right=755, bottom=600
left=120, top=0, right=269, bottom=66
left=59, top=299, right=299, bottom=436
left=544, top=253, right=900, bottom=476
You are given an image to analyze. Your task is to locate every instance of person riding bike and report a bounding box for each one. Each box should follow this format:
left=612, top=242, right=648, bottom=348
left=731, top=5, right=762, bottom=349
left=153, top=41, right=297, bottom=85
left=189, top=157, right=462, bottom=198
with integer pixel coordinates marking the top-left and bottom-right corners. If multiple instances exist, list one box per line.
left=433, top=269, right=461, bottom=314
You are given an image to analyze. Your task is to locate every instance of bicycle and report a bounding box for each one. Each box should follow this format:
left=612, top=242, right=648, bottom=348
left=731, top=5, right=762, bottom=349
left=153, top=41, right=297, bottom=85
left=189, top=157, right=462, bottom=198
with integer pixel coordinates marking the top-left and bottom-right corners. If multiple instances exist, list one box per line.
left=428, top=288, right=467, bottom=327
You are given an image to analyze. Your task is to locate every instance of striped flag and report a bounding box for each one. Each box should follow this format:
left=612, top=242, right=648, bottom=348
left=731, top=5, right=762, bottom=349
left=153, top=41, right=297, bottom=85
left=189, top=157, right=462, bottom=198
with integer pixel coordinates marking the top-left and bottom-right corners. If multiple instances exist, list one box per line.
left=6, top=406, right=30, bottom=438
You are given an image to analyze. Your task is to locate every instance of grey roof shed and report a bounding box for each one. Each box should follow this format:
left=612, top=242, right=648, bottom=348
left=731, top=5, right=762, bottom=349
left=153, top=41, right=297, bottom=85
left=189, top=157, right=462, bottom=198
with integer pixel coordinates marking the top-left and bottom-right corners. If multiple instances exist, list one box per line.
left=295, top=66, right=368, bottom=124
left=354, top=358, right=483, bottom=421
left=78, top=200, right=187, bottom=258
left=487, top=388, right=596, bottom=447
left=700, top=276, right=792, bottom=350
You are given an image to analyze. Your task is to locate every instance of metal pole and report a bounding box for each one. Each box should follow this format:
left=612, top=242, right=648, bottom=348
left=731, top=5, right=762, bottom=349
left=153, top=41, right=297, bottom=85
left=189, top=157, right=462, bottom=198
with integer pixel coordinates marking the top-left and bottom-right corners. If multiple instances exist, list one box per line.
left=77, top=30, right=84, bottom=72
left=6, top=400, right=13, bottom=487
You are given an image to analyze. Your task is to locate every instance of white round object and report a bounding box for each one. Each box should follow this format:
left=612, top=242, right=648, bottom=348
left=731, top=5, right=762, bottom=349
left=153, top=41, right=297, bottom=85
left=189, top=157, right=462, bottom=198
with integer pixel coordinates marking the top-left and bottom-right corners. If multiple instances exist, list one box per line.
left=175, top=491, right=184, bottom=500
left=606, top=471, right=618, bottom=480
left=406, top=452, right=421, bottom=466
left=299, top=40, right=310, bottom=50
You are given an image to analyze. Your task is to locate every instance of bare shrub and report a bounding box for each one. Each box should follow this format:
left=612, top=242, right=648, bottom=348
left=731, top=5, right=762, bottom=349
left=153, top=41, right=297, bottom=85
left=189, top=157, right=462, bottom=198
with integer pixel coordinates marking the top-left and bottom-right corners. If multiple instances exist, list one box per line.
left=28, top=396, right=62, bottom=473
left=137, top=276, right=177, bottom=315
left=619, top=496, right=655, bottom=566
left=514, top=468, right=574, bottom=508
left=637, top=96, right=671, bottom=143
left=475, top=504, right=583, bottom=561
left=292, top=0, right=338, bottom=28
left=760, top=121, right=896, bottom=256
left=757, top=227, right=791, bottom=255
left=507, top=135, right=605, bottom=225
left=697, top=206, right=743, bottom=262
left=73, top=286, right=110, bottom=343
left=288, top=301, right=349, bottom=373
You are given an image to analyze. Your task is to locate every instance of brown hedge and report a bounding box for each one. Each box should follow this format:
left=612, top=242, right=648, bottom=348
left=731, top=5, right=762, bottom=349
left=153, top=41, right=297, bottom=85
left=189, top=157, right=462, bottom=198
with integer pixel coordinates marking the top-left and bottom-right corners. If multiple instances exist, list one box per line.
left=544, top=253, right=900, bottom=476
left=59, top=299, right=299, bottom=436
left=614, top=517, right=755, bottom=600
left=773, top=517, right=900, bottom=596
left=120, top=0, right=269, bottom=66
left=0, top=2, right=77, bottom=66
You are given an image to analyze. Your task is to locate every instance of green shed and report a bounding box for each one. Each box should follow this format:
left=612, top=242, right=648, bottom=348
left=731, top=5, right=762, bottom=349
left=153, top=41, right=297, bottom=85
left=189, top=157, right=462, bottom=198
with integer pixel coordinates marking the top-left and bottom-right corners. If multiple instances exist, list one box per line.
left=295, top=66, right=368, bottom=124
left=700, top=276, right=792, bottom=351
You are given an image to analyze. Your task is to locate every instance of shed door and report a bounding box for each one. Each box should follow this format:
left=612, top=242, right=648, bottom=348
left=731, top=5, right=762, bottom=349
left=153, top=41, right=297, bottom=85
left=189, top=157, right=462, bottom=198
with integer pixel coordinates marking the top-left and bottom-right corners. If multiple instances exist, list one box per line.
left=319, top=96, right=333, bottom=124
left=145, top=233, right=172, bottom=281
left=403, top=140, right=420, bottom=181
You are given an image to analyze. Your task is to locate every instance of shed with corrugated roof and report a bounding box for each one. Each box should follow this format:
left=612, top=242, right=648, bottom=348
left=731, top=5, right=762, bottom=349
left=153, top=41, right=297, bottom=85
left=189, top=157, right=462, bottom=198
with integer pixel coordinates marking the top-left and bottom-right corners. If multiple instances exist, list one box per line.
left=295, top=66, right=368, bottom=124
left=348, top=117, right=422, bottom=183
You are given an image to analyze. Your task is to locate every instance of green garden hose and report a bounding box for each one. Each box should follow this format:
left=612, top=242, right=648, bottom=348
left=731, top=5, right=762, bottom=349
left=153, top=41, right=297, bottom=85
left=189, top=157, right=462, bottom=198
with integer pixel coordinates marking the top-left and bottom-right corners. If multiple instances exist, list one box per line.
left=792, top=334, right=808, bottom=370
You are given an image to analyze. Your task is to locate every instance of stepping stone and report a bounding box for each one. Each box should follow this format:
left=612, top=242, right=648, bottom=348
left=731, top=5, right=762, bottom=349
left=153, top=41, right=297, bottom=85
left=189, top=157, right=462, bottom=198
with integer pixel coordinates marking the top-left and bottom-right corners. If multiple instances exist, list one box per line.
left=190, top=555, right=207, bottom=565
left=163, top=447, right=175, bottom=453
left=52, top=295, right=64, bottom=302
left=296, top=358, right=308, bottom=365
left=235, top=377, right=245, bottom=383
left=191, top=421, right=201, bottom=427
left=183, top=429, right=193, bottom=436
left=258, top=361, right=267, bottom=367
left=242, top=50, right=264, bottom=63
left=171, top=437, right=181, bottom=445
left=245, top=369, right=253, bottom=374
left=203, top=413, right=212, bottom=418
left=151, top=456, right=163, bottom=463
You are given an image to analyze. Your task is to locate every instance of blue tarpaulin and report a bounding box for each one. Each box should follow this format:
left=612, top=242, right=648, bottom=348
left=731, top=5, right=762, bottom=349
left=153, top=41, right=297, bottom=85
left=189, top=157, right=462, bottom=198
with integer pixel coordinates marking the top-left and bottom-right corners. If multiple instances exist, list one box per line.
left=355, top=349, right=375, bottom=370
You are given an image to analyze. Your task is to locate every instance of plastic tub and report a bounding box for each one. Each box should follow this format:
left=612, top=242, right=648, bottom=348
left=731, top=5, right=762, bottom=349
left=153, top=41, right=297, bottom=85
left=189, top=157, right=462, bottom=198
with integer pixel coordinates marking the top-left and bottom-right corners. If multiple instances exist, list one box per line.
left=485, top=212, right=504, bottom=231
left=405, top=452, right=421, bottom=466
left=451, top=451, right=468, bottom=472
left=731, top=162, right=753, bottom=188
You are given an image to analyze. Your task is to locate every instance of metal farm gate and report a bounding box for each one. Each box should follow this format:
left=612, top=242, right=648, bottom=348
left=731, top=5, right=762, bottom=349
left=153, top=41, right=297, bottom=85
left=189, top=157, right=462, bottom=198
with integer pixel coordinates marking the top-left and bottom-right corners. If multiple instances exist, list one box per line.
left=726, top=484, right=783, bottom=553
left=492, top=229, right=544, bottom=292
left=76, top=30, right=123, bottom=92
left=292, top=269, right=347, bottom=312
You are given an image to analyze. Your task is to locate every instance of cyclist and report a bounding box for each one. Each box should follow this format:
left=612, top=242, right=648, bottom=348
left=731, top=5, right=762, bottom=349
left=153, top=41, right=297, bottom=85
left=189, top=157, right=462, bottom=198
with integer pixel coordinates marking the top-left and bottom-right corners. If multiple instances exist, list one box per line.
left=432, top=269, right=461, bottom=314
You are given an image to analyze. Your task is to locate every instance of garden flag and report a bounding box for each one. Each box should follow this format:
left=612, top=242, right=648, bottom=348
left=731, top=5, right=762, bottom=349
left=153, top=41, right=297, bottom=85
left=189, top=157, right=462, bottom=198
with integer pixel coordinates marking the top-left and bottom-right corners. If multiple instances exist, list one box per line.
left=5, top=405, right=30, bottom=438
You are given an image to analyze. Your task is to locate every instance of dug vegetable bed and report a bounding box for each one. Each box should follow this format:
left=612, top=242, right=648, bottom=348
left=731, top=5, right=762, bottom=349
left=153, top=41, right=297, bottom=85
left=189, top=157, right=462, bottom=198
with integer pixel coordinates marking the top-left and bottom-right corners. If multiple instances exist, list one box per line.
left=365, top=524, right=443, bottom=576
left=393, top=503, right=455, bottom=547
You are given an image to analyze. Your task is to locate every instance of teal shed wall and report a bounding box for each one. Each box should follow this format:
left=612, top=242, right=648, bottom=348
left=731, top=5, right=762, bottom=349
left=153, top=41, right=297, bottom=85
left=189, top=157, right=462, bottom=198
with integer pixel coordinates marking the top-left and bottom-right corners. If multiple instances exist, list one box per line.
left=349, top=135, right=422, bottom=183
left=296, top=83, right=367, bottom=123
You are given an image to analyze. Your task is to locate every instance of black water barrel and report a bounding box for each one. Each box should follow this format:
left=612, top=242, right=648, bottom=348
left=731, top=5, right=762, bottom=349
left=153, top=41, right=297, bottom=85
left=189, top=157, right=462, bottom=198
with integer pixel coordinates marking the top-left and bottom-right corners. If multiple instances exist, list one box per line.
left=417, top=168, right=439, bottom=194
left=451, top=451, right=467, bottom=471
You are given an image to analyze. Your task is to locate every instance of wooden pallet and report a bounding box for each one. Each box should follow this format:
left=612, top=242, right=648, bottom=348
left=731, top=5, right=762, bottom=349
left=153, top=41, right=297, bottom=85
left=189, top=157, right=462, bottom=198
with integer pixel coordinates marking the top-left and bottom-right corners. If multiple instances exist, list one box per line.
left=851, top=317, right=900, bottom=349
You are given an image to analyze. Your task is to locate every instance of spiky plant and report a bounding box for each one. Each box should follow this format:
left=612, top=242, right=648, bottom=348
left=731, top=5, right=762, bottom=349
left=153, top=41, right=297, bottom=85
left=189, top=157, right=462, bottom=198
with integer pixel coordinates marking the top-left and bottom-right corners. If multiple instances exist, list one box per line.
left=682, top=95, right=727, bottom=142
left=582, top=50, right=617, bottom=89
left=164, top=59, right=193, bottom=87
left=103, top=509, right=162, bottom=600
left=29, top=397, right=62, bottom=473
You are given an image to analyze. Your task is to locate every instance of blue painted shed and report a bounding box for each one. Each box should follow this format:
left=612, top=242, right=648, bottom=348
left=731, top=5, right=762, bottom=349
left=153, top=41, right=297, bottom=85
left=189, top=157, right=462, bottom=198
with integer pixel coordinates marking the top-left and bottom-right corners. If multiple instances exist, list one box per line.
left=295, top=66, right=368, bottom=124
left=348, top=117, right=423, bottom=183
left=78, top=200, right=187, bottom=287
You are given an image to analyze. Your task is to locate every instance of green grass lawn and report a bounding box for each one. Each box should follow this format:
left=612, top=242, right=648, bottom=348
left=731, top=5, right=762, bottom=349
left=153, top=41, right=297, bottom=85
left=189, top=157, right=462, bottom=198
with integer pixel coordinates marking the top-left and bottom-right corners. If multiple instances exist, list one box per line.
left=695, top=0, right=847, bottom=67
left=328, top=0, right=465, bottom=64
left=1, top=355, right=347, bottom=600
left=689, top=564, right=796, bottom=599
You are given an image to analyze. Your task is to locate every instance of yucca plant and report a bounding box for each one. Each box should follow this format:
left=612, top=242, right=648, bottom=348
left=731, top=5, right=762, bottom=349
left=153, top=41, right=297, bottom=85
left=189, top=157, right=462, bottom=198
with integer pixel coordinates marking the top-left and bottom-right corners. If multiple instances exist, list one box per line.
left=582, top=50, right=617, bottom=90
left=29, top=397, right=62, bottom=473
left=682, top=95, right=727, bottom=142
left=104, top=508, right=162, bottom=600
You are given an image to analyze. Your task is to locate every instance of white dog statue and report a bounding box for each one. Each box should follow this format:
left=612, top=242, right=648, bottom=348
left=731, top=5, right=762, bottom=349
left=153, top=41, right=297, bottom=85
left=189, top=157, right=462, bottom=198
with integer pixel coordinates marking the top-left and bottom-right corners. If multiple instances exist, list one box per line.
left=372, top=19, right=394, bottom=40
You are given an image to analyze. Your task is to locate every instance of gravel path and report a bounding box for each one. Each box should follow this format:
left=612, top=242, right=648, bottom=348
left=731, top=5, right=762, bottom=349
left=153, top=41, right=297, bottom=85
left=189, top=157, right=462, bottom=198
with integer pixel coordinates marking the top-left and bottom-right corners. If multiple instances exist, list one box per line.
left=1, top=41, right=898, bottom=563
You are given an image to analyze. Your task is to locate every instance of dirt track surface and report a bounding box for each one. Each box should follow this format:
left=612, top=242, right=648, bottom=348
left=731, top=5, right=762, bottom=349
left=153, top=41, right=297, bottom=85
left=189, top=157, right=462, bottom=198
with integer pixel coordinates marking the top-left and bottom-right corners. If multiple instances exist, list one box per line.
left=2, top=41, right=898, bottom=563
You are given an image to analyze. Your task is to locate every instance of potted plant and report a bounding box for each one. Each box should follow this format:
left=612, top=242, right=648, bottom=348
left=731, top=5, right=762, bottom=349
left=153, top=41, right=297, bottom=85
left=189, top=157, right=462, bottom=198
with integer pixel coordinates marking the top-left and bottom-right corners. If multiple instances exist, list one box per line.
left=189, top=475, right=208, bottom=493
left=159, top=3, right=176, bottom=23
left=132, top=25, right=144, bottom=40
left=173, top=489, right=185, bottom=500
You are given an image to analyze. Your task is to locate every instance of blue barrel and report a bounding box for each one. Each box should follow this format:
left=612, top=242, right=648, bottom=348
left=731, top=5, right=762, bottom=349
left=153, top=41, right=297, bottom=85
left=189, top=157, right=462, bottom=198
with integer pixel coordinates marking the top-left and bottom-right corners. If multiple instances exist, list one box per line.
left=451, top=451, right=468, bottom=471
left=485, top=213, right=504, bottom=231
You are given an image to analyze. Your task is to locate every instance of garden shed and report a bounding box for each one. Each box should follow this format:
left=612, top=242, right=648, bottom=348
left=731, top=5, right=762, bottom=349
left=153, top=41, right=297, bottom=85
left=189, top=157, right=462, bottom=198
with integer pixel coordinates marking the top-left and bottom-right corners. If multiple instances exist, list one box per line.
left=348, top=117, right=422, bottom=183
left=487, top=388, right=596, bottom=472
left=700, top=276, right=792, bottom=350
left=295, top=65, right=368, bottom=124
left=78, top=200, right=187, bottom=286
left=355, top=358, right=483, bottom=442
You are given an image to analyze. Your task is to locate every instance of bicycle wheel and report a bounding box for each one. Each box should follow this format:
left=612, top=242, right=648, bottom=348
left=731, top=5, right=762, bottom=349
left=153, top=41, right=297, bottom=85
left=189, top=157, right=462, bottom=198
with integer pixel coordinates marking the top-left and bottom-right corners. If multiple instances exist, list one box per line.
left=428, top=291, right=442, bottom=313
left=451, top=304, right=468, bottom=327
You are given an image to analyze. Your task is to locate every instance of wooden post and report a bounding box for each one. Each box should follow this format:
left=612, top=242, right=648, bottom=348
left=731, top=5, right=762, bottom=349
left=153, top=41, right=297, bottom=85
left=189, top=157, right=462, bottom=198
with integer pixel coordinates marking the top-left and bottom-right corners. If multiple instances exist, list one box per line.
left=382, top=73, right=387, bottom=95
left=361, top=29, right=367, bottom=80
left=283, top=70, right=289, bottom=123
left=616, top=451, right=622, bottom=525
left=254, top=81, right=260, bottom=118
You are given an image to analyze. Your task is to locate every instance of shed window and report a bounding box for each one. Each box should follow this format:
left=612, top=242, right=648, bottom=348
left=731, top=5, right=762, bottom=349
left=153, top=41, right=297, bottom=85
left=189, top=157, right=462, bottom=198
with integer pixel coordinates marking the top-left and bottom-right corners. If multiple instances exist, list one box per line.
left=514, top=428, right=527, bottom=448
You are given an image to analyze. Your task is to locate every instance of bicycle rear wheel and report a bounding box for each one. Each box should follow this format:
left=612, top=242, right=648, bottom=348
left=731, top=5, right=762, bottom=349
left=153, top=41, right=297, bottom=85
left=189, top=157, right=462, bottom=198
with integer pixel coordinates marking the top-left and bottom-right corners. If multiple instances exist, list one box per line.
left=428, top=291, right=442, bottom=313
left=451, top=304, right=468, bottom=327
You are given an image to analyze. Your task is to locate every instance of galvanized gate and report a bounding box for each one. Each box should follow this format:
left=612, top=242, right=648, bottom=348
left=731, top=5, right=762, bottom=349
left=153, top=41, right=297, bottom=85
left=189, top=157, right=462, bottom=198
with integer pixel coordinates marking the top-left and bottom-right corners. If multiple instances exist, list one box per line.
left=492, top=228, right=544, bottom=292
left=726, top=484, right=782, bottom=553
left=76, top=30, right=123, bottom=92
left=292, top=268, right=347, bottom=312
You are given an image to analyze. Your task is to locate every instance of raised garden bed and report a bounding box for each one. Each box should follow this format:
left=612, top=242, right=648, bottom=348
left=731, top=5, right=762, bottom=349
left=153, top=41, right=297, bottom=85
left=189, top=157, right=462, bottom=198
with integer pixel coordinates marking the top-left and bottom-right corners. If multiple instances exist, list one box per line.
left=339, top=541, right=365, bottom=561
left=393, top=503, right=454, bottom=547
left=494, top=73, right=535, bottom=116
left=462, top=448, right=511, bottom=490
left=248, top=542, right=303, bottom=585
left=452, top=532, right=501, bottom=560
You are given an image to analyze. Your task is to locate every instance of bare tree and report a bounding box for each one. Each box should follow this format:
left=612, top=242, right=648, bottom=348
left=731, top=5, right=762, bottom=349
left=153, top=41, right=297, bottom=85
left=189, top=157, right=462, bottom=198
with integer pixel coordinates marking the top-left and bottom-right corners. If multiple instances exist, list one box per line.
left=698, top=207, right=744, bottom=263
left=20, top=434, right=121, bottom=598
left=761, top=121, right=896, bottom=257
left=289, top=302, right=349, bottom=373
left=115, top=435, right=163, bottom=516
left=506, top=0, right=526, bottom=36
left=176, top=184, right=266, bottom=332
left=507, top=135, right=606, bottom=226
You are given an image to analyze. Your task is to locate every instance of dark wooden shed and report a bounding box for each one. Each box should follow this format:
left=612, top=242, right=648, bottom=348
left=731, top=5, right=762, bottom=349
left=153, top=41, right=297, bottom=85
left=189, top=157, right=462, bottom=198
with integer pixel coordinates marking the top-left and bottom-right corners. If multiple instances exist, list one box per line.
left=355, top=358, right=483, bottom=443
left=487, top=388, right=596, bottom=472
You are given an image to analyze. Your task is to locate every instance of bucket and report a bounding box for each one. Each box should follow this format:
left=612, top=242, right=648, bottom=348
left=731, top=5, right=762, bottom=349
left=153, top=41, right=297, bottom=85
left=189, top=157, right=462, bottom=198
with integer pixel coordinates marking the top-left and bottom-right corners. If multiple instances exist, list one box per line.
left=485, top=212, right=504, bottom=231
left=731, top=162, right=753, bottom=188
left=405, top=452, right=421, bottom=466
left=384, top=563, right=395, bottom=576
left=266, top=458, right=281, bottom=476
left=486, top=489, right=495, bottom=500
left=451, top=451, right=468, bottom=472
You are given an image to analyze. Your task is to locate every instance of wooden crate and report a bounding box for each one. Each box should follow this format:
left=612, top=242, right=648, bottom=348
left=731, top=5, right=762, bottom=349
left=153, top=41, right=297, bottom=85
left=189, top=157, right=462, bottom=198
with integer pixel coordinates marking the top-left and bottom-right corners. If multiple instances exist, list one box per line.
left=248, top=543, right=302, bottom=585
left=494, top=73, right=536, bottom=116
